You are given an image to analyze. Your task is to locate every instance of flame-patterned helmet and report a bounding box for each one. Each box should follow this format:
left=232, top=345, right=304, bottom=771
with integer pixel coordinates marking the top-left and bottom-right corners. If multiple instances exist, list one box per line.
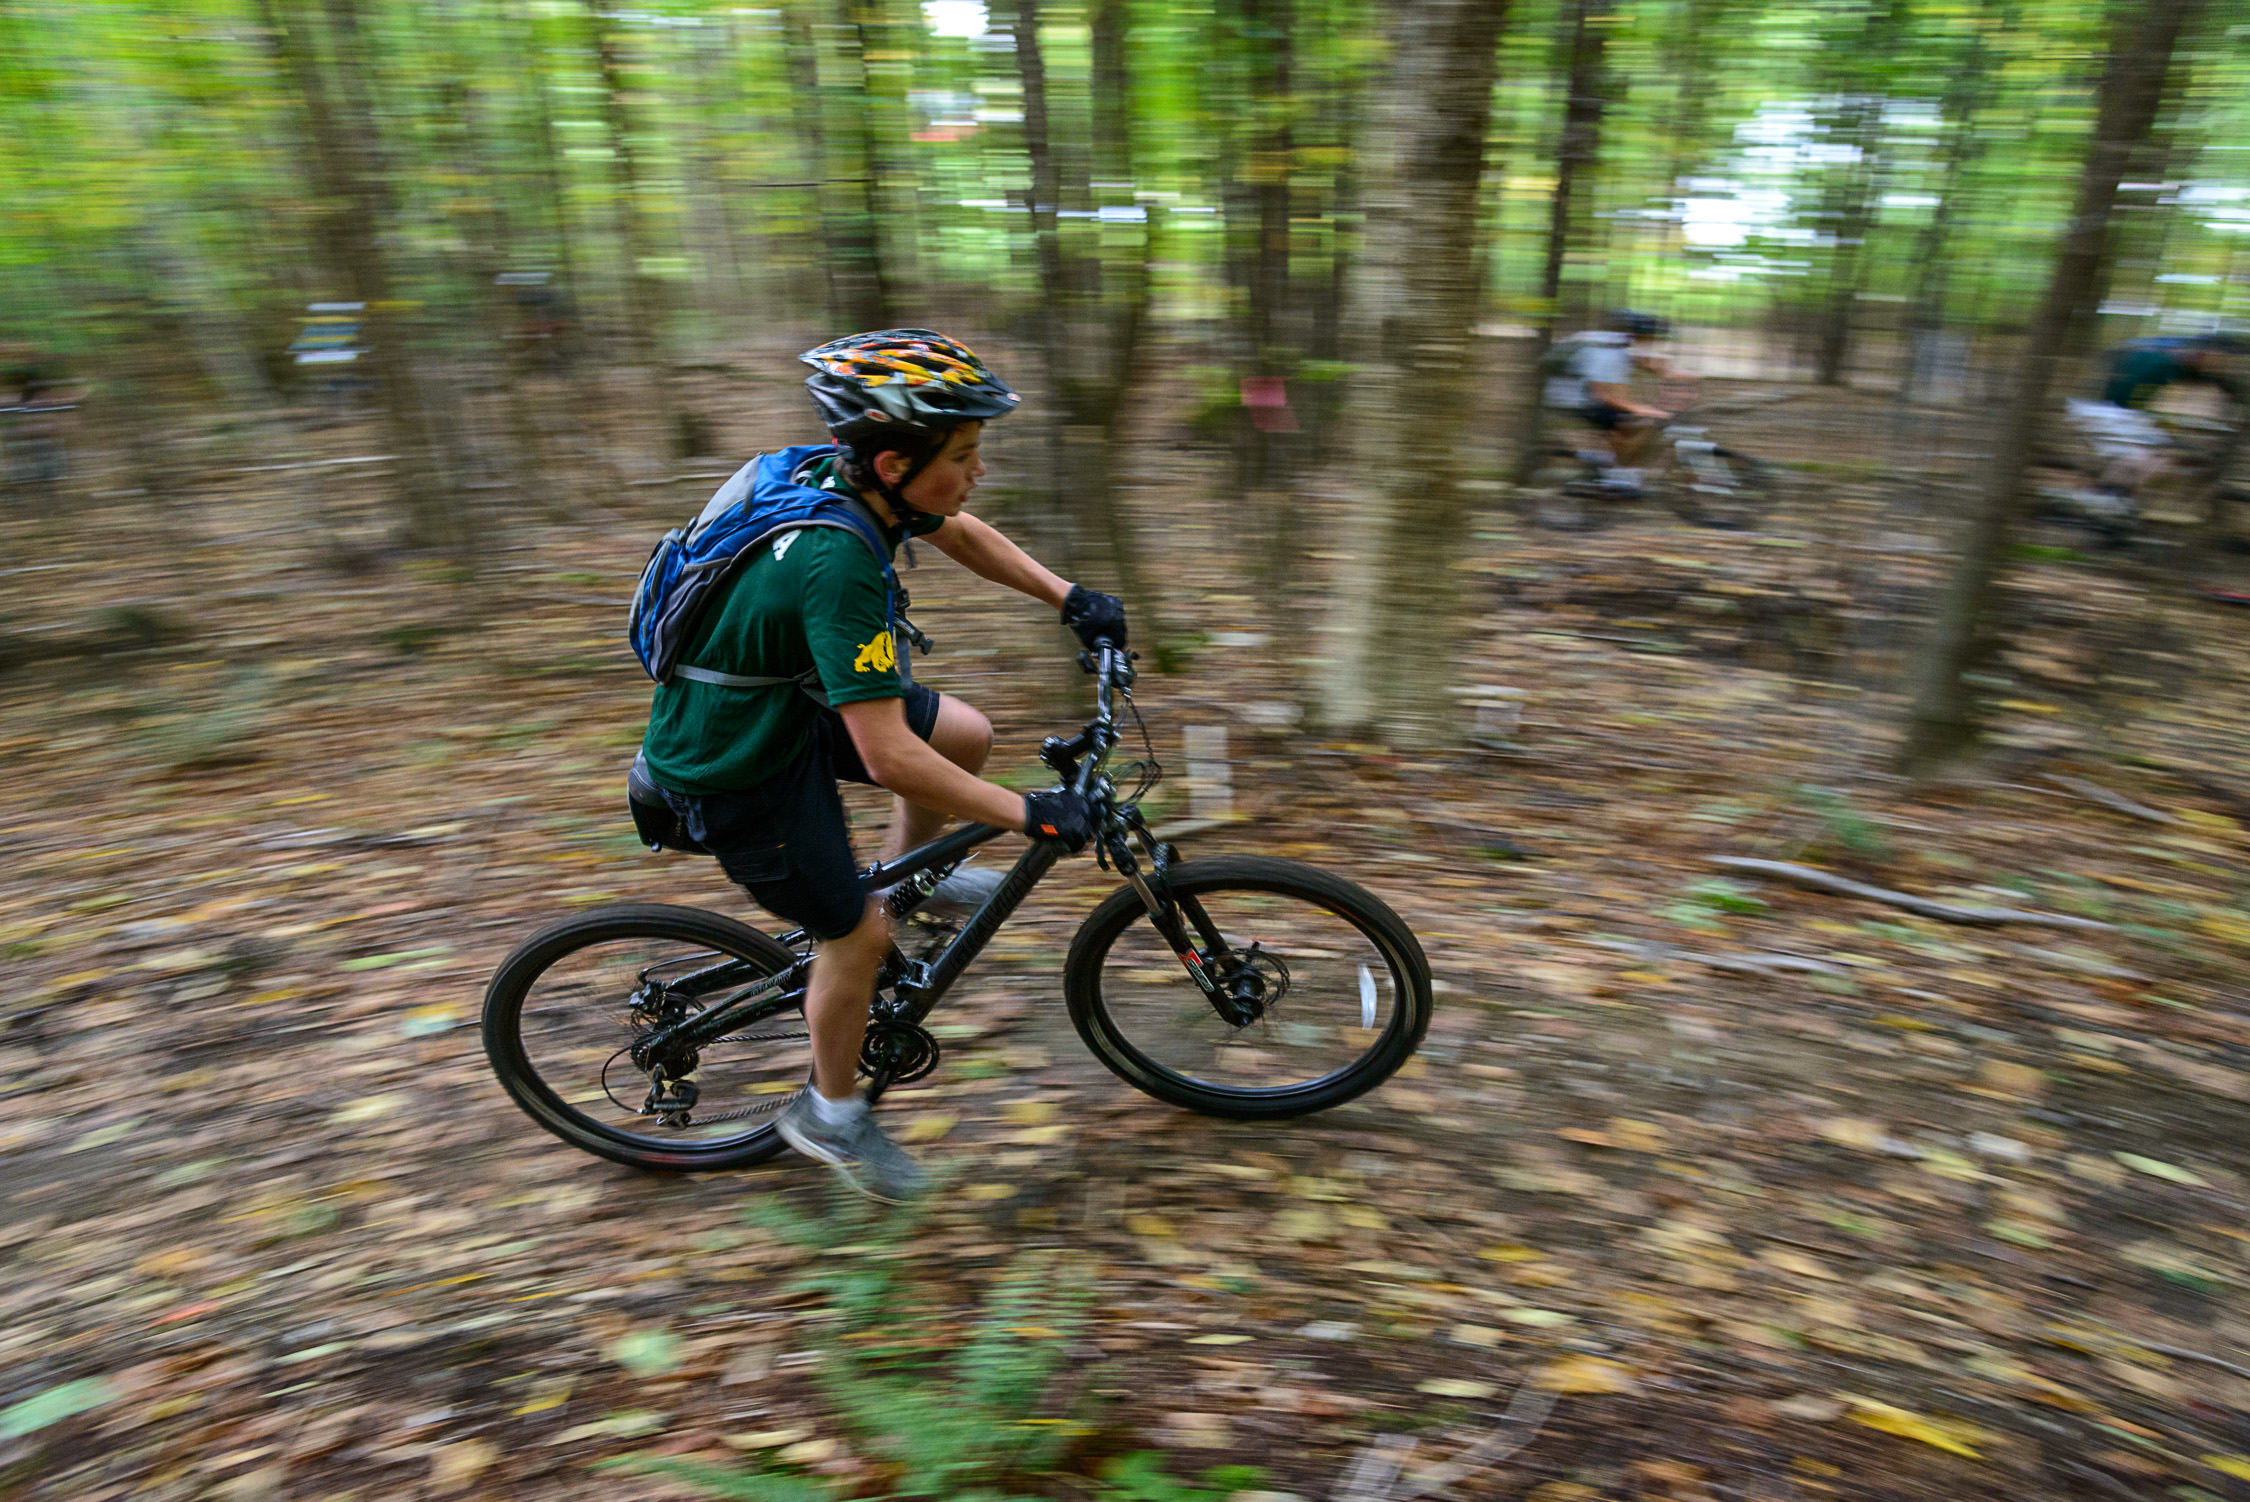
left=800, top=329, right=1020, bottom=449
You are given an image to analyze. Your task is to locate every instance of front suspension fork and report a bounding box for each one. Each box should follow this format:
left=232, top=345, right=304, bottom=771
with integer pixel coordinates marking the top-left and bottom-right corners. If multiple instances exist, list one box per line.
left=1106, top=831, right=1260, bottom=1026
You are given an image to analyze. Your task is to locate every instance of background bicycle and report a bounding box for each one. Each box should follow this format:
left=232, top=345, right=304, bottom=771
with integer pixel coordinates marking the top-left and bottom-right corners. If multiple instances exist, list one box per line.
left=1527, top=388, right=1779, bottom=532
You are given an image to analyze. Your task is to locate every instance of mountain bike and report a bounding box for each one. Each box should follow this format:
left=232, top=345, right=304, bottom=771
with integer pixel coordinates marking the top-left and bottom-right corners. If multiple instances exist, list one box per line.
left=481, top=646, right=1436, bottom=1172
left=1529, top=398, right=1777, bottom=532
left=2034, top=402, right=2247, bottom=548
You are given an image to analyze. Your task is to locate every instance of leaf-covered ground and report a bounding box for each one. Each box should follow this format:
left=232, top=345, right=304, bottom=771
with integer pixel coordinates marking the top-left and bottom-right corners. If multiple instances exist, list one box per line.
left=9, top=361, right=2250, bottom=1501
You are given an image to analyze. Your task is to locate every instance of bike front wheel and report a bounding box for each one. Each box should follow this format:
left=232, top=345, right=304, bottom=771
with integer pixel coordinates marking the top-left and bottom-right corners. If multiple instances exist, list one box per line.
left=482, top=903, right=807, bottom=1172
left=1659, top=443, right=1776, bottom=529
left=1063, top=856, right=1434, bottom=1119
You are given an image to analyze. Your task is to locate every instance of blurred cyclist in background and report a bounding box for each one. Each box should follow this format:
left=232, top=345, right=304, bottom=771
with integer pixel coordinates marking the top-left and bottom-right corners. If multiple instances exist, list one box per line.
left=2064, top=332, right=2245, bottom=529
left=1542, top=310, right=1696, bottom=494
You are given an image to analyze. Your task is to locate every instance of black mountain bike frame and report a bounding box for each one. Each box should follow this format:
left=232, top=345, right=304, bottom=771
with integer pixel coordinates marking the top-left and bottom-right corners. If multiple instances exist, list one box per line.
left=622, top=647, right=1254, bottom=1090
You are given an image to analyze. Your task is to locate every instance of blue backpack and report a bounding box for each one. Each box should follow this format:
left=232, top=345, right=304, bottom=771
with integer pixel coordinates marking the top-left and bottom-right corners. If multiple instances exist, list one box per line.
left=628, top=444, right=897, bottom=696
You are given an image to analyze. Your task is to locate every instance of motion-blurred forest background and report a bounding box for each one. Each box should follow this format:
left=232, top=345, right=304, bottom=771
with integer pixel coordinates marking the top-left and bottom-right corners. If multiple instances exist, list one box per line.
left=3, top=0, right=2245, bottom=757
left=22, top=5, right=2250, bottom=1501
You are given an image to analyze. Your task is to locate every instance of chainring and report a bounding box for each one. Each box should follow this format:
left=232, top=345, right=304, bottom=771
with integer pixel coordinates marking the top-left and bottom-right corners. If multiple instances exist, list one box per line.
left=859, top=1020, right=940, bottom=1086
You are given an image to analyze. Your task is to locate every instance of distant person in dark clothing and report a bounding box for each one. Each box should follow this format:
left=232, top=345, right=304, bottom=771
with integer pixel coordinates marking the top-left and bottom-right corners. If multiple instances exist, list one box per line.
left=2066, top=333, right=2245, bottom=514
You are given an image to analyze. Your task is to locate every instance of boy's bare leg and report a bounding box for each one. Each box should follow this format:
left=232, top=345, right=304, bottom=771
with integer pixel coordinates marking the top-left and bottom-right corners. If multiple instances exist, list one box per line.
left=805, top=899, right=888, bottom=1099
left=882, top=693, right=995, bottom=862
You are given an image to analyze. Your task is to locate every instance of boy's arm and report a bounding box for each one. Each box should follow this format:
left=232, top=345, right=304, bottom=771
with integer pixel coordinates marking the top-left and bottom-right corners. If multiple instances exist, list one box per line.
left=838, top=697, right=1028, bottom=831
left=927, top=512, right=1072, bottom=608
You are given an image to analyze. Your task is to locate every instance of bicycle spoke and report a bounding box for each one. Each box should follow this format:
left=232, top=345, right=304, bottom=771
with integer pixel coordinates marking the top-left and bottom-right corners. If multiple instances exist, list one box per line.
left=1090, top=887, right=1403, bottom=1093
left=510, top=931, right=809, bottom=1151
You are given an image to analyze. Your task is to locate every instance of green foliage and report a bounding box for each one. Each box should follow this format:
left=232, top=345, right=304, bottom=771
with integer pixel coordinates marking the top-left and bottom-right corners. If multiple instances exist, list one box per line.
left=381, top=621, right=449, bottom=655
left=1097, top=1452, right=1264, bottom=1502
left=620, top=1192, right=1095, bottom=1502
left=1683, top=877, right=1768, bottom=914
left=1794, top=784, right=1891, bottom=861
left=131, top=668, right=274, bottom=771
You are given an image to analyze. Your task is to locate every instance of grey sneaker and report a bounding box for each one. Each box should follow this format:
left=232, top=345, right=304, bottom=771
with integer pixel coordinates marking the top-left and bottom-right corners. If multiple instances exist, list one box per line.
left=775, top=1094, right=929, bottom=1203
left=923, top=863, right=1005, bottom=915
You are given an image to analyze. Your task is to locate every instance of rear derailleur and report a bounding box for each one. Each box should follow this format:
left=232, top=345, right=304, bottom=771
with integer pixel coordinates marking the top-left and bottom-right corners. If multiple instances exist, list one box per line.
left=642, top=1065, right=700, bottom=1128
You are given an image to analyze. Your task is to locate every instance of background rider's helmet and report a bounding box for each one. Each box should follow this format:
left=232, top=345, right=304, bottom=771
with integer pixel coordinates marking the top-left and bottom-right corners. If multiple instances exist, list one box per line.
left=1605, top=309, right=1670, bottom=341
left=800, top=329, right=1019, bottom=508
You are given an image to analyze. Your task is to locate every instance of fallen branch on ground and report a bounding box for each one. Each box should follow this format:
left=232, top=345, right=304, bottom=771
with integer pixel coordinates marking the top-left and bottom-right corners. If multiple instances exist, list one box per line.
left=1706, top=857, right=2115, bottom=930
left=2036, top=773, right=2179, bottom=826
left=1335, top=1385, right=1559, bottom=1502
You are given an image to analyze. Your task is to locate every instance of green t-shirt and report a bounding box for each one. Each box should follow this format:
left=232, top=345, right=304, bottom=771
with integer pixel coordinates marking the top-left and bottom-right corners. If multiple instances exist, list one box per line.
left=641, top=462, right=943, bottom=795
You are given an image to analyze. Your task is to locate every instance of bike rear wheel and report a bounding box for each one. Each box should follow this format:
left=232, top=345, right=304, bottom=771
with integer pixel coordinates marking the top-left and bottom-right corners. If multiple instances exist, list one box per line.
left=1658, top=443, right=1775, bottom=529
left=1063, top=856, right=1434, bottom=1119
left=482, top=903, right=807, bottom=1172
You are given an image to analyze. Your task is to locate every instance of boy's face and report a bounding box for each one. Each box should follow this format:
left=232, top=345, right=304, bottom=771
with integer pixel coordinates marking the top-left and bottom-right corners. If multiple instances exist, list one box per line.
left=879, top=422, right=985, bottom=518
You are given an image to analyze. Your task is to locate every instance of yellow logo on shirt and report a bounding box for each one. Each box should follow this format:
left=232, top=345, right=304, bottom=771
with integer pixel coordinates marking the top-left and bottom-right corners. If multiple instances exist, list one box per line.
left=853, top=632, right=896, bottom=673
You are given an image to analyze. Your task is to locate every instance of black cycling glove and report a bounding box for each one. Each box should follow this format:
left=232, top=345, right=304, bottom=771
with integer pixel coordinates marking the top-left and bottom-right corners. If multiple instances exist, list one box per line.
left=1061, top=584, right=1128, bottom=650
left=1023, top=789, right=1095, bottom=853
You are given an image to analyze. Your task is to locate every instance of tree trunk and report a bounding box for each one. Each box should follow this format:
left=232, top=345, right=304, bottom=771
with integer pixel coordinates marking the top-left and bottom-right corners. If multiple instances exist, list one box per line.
left=1810, top=0, right=1907, bottom=389
left=1317, top=0, right=1510, bottom=746
left=1228, top=0, right=1292, bottom=498
left=802, top=0, right=890, bottom=330
left=257, top=0, right=462, bottom=554
left=1901, top=7, right=2006, bottom=403
left=1898, top=0, right=2209, bottom=775
left=1012, top=0, right=1163, bottom=644
left=1511, top=0, right=1608, bottom=485
left=586, top=0, right=684, bottom=460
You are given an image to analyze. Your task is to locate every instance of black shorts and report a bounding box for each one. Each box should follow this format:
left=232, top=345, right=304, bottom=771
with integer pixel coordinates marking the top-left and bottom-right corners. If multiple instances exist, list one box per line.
left=1577, top=402, right=1633, bottom=431
left=661, top=685, right=942, bottom=941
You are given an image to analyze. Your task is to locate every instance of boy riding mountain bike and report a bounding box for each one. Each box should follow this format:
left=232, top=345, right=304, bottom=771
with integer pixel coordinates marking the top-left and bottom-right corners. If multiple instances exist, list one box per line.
left=1541, top=309, right=1696, bottom=495
left=2062, top=332, right=2245, bottom=533
left=632, top=330, right=1127, bottom=1201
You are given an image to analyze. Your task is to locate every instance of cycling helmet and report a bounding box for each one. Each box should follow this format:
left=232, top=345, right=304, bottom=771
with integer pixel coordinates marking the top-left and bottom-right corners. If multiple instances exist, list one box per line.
left=1605, top=309, right=1670, bottom=341
left=800, top=329, right=1020, bottom=512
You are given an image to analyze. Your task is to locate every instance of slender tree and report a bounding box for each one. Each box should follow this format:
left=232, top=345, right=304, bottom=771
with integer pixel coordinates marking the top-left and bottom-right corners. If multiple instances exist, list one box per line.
left=1899, top=0, right=2211, bottom=774
left=1318, top=0, right=1511, bottom=745
left=1010, top=0, right=1163, bottom=641
left=1809, top=0, right=1909, bottom=387
left=255, top=0, right=462, bottom=552
left=1511, top=0, right=1610, bottom=484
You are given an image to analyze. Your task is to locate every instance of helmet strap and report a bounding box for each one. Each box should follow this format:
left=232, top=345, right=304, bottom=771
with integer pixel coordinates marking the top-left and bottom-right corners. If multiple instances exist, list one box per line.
left=854, top=434, right=946, bottom=519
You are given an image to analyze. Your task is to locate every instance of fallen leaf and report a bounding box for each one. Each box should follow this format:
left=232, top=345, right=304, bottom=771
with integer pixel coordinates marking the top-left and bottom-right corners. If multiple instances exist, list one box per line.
left=780, top=1438, right=840, bottom=1464
left=1416, top=1379, right=1499, bottom=1399
left=1774, top=1394, right=1846, bottom=1421
left=1187, top=1334, right=1253, bottom=1345
left=326, top=1094, right=406, bottom=1125
left=900, top=1113, right=955, bottom=1143
left=964, top=1183, right=1017, bottom=1200
left=1503, top=1308, right=1577, bottom=1327
left=1818, top=1117, right=1886, bottom=1150
left=724, top=1427, right=812, bottom=1450
left=1846, top=1397, right=1982, bottom=1458
left=1531, top=1356, right=1641, bottom=1395
left=1001, top=1100, right=1057, bottom=1125
left=429, top=1439, right=497, bottom=1493
left=0, top=1378, right=119, bottom=1439
left=603, top=1329, right=680, bottom=1378
left=549, top=1410, right=667, bottom=1444
left=2205, top=1454, right=2250, bottom=1482
left=1761, top=1249, right=1838, bottom=1280
left=2114, top=1152, right=2206, bottom=1186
